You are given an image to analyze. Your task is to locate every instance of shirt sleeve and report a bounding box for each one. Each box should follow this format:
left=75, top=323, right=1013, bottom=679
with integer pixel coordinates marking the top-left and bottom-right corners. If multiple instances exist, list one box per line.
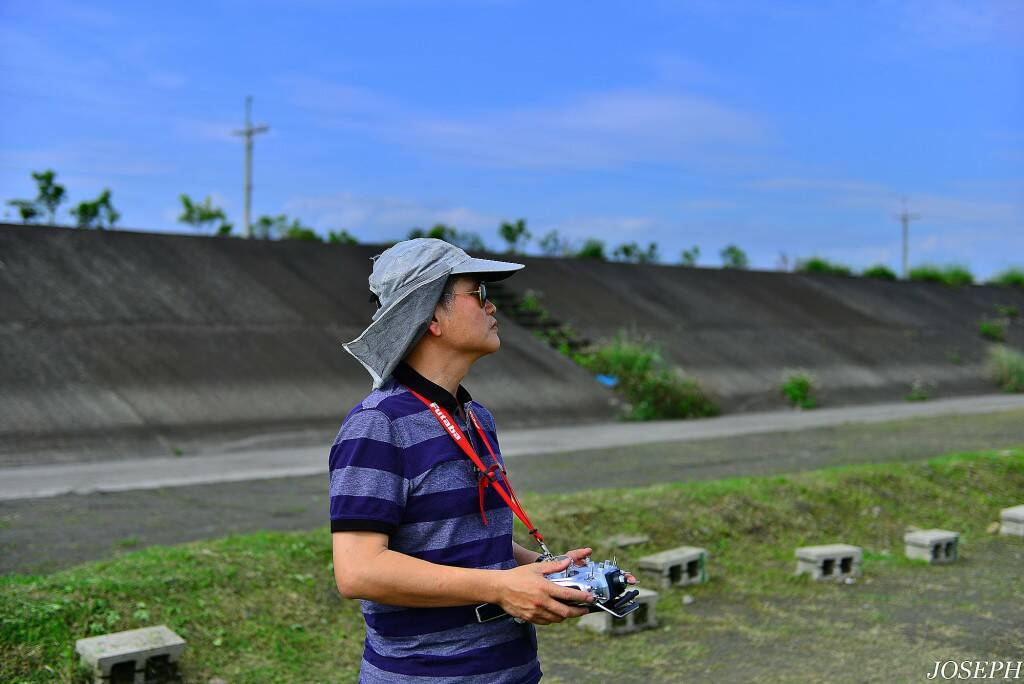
left=328, top=408, right=409, bottom=535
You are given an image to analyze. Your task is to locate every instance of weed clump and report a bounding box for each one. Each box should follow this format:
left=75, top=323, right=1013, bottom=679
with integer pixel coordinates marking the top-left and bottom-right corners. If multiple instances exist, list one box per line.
left=985, top=345, right=1024, bottom=392
left=862, top=264, right=897, bottom=280
left=978, top=319, right=1006, bottom=342
left=989, top=267, right=1024, bottom=288
left=575, top=332, right=718, bottom=420
left=909, top=264, right=974, bottom=286
left=795, top=257, right=852, bottom=276
left=780, top=370, right=818, bottom=409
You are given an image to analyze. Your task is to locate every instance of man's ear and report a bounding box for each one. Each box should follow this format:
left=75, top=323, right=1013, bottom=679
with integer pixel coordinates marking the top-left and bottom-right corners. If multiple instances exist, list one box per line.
left=425, top=309, right=443, bottom=337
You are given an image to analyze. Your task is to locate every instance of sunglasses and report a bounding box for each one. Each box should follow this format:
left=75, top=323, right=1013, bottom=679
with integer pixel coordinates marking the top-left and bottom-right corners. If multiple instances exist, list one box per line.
left=452, top=281, right=488, bottom=307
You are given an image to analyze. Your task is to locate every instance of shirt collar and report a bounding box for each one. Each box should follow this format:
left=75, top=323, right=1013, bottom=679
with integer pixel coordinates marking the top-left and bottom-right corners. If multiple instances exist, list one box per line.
left=393, top=361, right=473, bottom=413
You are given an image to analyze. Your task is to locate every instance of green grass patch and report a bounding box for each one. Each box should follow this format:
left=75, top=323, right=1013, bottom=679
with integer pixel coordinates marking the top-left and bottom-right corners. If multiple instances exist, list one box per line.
left=985, top=344, right=1024, bottom=392
left=574, top=331, right=718, bottom=420
left=862, top=264, right=897, bottom=280
left=780, top=369, right=818, bottom=409
left=989, top=266, right=1024, bottom=288
left=795, top=256, right=852, bottom=276
left=909, top=263, right=975, bottom=286
left=3, top=449, right=1022, bottom=682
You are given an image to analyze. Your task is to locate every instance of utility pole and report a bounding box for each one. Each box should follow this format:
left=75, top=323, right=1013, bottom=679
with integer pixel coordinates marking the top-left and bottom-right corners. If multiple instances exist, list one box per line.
left=896, top=198, right=921, bottom=279
left=232, top=96, right=269, bottom=238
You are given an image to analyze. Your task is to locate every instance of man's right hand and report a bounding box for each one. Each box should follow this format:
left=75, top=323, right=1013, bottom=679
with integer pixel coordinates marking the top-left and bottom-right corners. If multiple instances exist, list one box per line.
left=497, top=556, right=594, bottom=625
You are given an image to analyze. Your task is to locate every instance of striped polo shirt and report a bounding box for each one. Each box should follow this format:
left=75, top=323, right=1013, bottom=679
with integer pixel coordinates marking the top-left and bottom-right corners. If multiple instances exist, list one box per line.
left=329, top=362, right=542, bottom=683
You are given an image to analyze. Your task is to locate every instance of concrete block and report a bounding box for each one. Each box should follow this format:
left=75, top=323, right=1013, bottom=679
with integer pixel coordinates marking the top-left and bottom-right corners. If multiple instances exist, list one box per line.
left=1001, top=505, right=1024, bottom=537
left=637, top=546, right=708, bottom=587
left=75, top=625, right=185, bottom=684
left=578, top=587, right=658, bottom=635
left=795, top=544, right=862, bottom=581
left=603, top=533, right=650, bottom=549
left=904, top=529, right=959, bottom=564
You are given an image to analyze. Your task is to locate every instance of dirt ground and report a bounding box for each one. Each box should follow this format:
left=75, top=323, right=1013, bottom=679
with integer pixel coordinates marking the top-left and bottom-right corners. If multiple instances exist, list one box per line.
left=2, top=408, right=1023, bottom=575
left=539, top=536, right=1024, bottom=683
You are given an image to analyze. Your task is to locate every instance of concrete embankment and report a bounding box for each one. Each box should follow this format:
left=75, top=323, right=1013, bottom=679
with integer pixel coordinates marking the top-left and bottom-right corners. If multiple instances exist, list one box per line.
left=503, top=254, right=1024, bottom=411
left=0, top=225, right=614, bottom=460
left=2, top=224, right=1022, bottom=458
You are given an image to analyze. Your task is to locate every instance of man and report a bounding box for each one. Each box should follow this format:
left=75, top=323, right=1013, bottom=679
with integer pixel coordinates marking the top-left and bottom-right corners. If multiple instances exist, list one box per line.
left=330, top=239, right=633, bottom=682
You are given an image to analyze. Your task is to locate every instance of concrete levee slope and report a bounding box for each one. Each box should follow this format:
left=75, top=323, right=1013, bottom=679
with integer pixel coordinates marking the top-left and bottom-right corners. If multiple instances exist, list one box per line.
left=502, top=256, right=1024, bottom=412
left=0, top=225, right=614, bottom=458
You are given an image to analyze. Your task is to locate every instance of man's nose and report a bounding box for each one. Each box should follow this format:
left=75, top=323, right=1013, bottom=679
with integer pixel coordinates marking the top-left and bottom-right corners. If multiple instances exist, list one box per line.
left=484, top=298, right=497, bottom=315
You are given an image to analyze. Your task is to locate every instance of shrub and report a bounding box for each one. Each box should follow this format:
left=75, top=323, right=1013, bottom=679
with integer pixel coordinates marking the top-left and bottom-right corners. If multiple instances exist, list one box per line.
left=575, top=332, right=718, bottom=420
left=795, top=256, right=852, bottom=276
left=720, top=244, right=749, bottom=269
left=995, top=304, right=1020, bottom=319
left=985, top=345, right=1024, bottom=392
left=978, top=319, right=1006, bottom=342
left=577, top=238, right=606, bottom=260
left=905, top=377, right=934, bottom=402
left=989, top=267, right=1024, bottom=288
left=909, top=264, right=974, bottom=286
left=780, top=370, right=818, bottom=409
left=862, top=264, right=897, bottom=280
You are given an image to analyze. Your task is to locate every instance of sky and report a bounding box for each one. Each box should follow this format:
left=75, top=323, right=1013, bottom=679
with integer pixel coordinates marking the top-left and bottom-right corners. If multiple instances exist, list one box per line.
left=1, top=0, right=1022, bottom=277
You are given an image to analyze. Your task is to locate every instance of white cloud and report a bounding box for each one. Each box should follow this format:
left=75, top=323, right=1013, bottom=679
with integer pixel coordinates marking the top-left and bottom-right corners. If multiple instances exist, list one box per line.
left=283, top=191, right=499, bottom=241
left=280, top=76, right=768, bottom=172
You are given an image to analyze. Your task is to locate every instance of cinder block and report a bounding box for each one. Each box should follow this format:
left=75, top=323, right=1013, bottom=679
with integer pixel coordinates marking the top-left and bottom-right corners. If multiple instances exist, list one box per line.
left=603, top=533, right=650, bottom=549
left=1001, top=505, right=1024, bottom=537
left=578, top=587, right=658, bottom=635
left=75, top=625, right=185, bottom=684
left=637, top=546, right=708, bottom=587
left=795, top=544, right=862, bottom=581
left=904, top=529, right=959, bottom=564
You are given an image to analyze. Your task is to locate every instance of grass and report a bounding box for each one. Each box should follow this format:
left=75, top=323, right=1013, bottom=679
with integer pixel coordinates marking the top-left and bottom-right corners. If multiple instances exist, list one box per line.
left=574, top=332, right=718, bottom=420
left=780, top=369, right=818, bottom=409
left=978, top=318, right=1006, bottom=342
left=3, top=449, right=1022, bottom=682
left=862, top=264, right=897, bottom=280
left=985, top=344, right=1024, bottom=392
left=908, top=263, right=974, bottom=286
left=794, top=256, right=852, bottom=276
left=989, top=267, right=1024, bottom=288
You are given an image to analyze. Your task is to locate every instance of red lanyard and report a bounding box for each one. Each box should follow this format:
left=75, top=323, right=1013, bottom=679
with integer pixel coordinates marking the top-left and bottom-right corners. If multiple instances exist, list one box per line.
left=407, top=389, right=548, bottom=553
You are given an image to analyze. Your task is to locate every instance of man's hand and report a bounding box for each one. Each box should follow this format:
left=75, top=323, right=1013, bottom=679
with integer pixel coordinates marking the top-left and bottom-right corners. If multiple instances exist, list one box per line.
left=497, top=556, right=594, bottom=625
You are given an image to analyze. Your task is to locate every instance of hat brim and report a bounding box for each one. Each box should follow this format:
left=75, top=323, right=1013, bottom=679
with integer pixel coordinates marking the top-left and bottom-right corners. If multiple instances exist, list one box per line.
left=451, top=256, right=524, bottom=282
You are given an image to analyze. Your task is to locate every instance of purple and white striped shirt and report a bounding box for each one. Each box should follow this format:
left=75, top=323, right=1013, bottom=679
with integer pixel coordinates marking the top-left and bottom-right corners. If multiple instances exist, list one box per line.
left=329, top=363, right=542, bottom=683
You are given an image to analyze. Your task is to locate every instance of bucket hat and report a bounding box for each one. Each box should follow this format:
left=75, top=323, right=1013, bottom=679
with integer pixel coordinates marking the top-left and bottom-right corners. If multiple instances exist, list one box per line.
left=343, top=238, right=524, bottom=387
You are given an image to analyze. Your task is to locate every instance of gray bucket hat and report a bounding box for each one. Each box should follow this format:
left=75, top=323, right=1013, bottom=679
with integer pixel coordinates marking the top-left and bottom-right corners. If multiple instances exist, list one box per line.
left=343, top=238, right=524, bottom=387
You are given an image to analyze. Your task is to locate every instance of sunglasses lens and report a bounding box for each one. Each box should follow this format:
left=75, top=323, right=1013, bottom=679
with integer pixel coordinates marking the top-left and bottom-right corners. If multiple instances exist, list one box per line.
left=479, top=282, right=487, bottom=306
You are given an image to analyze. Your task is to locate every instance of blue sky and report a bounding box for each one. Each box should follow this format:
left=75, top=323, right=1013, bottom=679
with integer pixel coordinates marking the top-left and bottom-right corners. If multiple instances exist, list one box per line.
left=1, top=0, right=1022, bottom=277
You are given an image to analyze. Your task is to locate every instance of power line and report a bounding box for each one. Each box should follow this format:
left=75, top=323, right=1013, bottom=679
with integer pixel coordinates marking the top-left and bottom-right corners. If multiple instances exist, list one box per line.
left=232, top=96, right=269, bottom=239
left=896, top=198, right=921, bottom=279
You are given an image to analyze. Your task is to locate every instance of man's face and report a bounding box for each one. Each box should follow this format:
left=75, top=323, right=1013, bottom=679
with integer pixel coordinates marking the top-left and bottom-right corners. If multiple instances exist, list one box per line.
left=434, top=275, right=500, bottom=357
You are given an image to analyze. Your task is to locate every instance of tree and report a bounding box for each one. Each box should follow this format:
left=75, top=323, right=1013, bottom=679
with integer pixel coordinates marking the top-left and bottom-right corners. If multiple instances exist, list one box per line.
left=32, top=170, right=65, bottom=224
left=538, top=229, right=572, bottom=257
left=681, top=245, right=700, bottom=267
left=576, top=238, right=606, bottom=260
left=254, top=214, right=322, bottom=241
left=408, top=223, right=485, bottom=251
left=327, top=229, right=358, bottom=245
left=612, top=241, right=659, bottom=264
left=70, top=189, right=119, bottom=229
left=498, top=218, right=531, bottom=254
left=6, top=199, right=40, bottom=224
left=719, top=244, right=749, bottom=269
left=178, top=194, right=232, bottom=236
